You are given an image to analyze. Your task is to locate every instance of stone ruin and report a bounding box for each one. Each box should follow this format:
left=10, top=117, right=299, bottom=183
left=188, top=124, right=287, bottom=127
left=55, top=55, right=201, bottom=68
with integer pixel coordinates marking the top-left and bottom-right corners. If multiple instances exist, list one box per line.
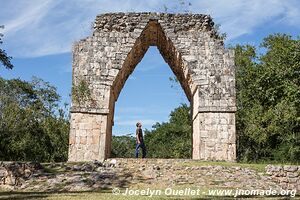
left=68, top=12, right=236, bottom=162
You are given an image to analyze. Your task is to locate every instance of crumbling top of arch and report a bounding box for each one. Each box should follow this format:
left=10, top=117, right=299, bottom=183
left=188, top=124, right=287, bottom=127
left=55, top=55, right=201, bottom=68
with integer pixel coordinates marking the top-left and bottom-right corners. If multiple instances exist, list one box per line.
left=93, top=12, right=219, bottom=38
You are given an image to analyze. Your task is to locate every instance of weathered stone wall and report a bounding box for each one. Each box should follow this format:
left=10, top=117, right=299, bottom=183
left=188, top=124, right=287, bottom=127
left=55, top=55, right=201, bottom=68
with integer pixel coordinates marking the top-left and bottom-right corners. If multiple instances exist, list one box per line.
left=69, top=12, right=236, bottom=162
left=266, top=165, right=300, bottom=190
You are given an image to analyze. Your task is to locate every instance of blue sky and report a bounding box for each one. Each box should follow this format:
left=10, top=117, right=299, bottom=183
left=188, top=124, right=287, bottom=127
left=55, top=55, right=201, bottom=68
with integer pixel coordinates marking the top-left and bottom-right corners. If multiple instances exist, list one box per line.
left=0, top=0, right=300, bottom=135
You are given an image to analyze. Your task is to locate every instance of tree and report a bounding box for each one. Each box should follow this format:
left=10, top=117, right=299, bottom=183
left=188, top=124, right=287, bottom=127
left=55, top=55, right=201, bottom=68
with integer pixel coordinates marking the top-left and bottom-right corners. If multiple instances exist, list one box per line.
left=0, top=25, right=13, bottom=69
left=111, top=134, right=136, bottom=158
left=235, top=34, right=300, bottom=163
left=0, top=77, right=69, bottom=162
left=144, top=104, right=192, bottom=158
left=110, top=104, right=192, bottom=158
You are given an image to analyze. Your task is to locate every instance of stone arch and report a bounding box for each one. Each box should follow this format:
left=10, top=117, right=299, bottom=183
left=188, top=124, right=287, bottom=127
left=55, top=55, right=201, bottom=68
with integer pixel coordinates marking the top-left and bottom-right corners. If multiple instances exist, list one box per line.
left=68, top=12, right=236, bottom=162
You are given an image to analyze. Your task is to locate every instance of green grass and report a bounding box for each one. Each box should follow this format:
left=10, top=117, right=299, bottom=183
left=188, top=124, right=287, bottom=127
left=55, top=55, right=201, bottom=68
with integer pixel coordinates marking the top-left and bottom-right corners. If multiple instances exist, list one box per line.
left=41, top=160, right=299, bottom=174
left=43, top=164, right=66, bottom=174
left=0, top=189, right=206, bottom=200
left=0, top=189, right=297, bottom=200
left=177, top=161, right=269, bottom=173
left=178, top=160, right=299, bottom=173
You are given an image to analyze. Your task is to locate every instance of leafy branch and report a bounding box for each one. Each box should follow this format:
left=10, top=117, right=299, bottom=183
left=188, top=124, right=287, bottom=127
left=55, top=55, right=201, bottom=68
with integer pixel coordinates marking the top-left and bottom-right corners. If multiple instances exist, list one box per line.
left=72, top=79, right=91, bottom=105
left=0, top=25, right=13, bottom=69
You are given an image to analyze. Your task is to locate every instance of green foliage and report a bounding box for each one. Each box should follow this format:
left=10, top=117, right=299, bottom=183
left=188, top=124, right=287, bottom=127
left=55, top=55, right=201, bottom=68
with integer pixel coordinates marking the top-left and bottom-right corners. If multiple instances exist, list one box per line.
left=0, top=77, right=69, bottom=162
left=144, top=104, right=192, bottom=158
left=110, top=104, right=192, bottom=158
left=162, top=0, right=192, bottom=13
left=111, top=134, right=135, bottom=158
left=213, top=23, right=227, bottom=40
left=0, top=25, right=13, bottom=69
left=169, top=76, right=180, bottom=89
left=72, top=79, right=91, bottom=105
left=235, top=34, right=300, bottom=163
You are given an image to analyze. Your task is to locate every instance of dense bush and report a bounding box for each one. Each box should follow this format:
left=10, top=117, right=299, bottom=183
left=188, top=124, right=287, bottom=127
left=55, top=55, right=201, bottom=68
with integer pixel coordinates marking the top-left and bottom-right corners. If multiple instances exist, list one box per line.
left=111, top=135, right=136, bottom=158
left=235, top=34, right=300, bottom=163
left=110, top=104, right=192, bottom=159
left=0, top=25, right=13, bottom=69
left=144, top=104, right=192, bottom=158
left=0, top=77, right=69, bottom=162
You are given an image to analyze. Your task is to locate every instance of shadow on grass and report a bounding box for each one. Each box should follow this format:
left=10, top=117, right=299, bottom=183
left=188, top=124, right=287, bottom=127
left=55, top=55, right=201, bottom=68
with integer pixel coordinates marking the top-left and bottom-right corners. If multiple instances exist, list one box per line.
left=0, top=190, right=111, bottom=200
left=0, top=190, right=298, bottom=200
left=0, top=168, right=133, bottom=199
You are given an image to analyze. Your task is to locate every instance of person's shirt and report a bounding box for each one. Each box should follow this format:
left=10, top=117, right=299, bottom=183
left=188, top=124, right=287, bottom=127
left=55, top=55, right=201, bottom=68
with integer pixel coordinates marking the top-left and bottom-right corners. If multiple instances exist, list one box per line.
left=136, top=128, right=143, bottom=143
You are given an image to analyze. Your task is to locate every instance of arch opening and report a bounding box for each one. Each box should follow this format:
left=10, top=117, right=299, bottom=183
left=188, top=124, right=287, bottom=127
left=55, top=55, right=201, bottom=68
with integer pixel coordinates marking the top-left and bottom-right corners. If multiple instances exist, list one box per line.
left=111, top=45, right=190, bottom=158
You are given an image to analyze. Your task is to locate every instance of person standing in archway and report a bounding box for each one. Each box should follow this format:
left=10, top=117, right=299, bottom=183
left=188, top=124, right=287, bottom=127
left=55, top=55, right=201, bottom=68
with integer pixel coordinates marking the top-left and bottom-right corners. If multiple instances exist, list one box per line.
left=135, top=122, right=146, bottom=158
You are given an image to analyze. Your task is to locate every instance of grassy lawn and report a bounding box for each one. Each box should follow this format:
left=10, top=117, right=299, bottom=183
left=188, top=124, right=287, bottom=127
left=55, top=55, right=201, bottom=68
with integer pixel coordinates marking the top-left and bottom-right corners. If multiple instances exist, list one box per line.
left=176, top=160, right=269, bottom=172
left=0, top=189, right=206, bottom=200
left=40, top=159, right=299, bottom=174
left=0, top=190, right=296, bottom=200
left=176, top=160, right=298, bottom=173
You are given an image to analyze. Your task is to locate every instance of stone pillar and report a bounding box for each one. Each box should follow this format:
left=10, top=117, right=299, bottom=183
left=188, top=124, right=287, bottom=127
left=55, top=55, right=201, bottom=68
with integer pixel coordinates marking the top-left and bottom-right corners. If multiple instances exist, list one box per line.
left=192, top=85, right=236, bottom=161
left=68, top=112, right=109, bottom=161
left=192, top=112, right=236, bottom=161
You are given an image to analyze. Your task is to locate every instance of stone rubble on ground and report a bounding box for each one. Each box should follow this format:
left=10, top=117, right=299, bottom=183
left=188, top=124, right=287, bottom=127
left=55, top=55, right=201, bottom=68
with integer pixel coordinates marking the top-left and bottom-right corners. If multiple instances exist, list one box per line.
left=0, top=159, right=299, bottom=193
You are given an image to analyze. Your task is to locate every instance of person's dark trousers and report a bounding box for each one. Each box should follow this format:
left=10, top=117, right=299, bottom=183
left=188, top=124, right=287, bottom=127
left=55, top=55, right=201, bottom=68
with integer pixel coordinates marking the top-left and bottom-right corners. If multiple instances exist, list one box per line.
left=135, top=142, right=146, bottom=158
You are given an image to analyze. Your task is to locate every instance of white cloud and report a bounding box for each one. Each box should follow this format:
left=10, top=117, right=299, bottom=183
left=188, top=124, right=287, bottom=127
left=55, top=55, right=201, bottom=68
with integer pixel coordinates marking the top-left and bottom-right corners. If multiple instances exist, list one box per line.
left=113, top=106, right=170, bottom=127
left=115, top=119, right=158, bottom=126
left=58, top=64, right=72, bottom=74
left=128, top=76, right=137, bottom=80
left=282, top=0, right=300, bottom=26
left=3, top=1, right=54, bottom=34
left=117, top=106, right=170, bottom=115
left=190, top=0, right=300, bottom=40
left=0, top=0, right=299, bottom=58
left=136, top=65, right=160, bottom=72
